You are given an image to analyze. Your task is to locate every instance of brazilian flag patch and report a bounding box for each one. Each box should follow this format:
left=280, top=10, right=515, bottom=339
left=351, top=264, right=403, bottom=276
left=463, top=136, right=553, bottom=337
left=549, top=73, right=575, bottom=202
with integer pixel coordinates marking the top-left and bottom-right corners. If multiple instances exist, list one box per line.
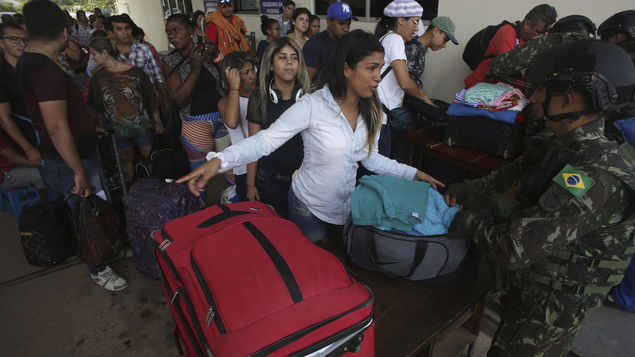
left=552, top=164, right=595, bottom=197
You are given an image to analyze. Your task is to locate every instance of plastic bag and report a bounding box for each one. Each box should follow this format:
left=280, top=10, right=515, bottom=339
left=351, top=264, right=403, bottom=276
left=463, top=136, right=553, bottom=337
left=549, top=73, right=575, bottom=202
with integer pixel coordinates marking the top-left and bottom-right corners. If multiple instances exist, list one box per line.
left=74, top=194, right=123, bottom=266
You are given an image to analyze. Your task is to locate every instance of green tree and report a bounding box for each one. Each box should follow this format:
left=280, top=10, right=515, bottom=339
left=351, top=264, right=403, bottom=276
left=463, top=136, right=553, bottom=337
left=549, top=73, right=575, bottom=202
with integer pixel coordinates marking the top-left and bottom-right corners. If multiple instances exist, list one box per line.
left=75, top=0, right=116, bottom=12
left=0, top=3, right=20, bottom=13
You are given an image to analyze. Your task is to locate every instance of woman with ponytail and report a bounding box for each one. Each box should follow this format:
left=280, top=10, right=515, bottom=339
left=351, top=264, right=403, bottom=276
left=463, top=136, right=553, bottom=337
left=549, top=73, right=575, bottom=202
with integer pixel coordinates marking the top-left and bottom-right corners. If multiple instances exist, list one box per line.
left=375, top=0, right=432, bottom=163
left=256, top=16, right=282, bottom=62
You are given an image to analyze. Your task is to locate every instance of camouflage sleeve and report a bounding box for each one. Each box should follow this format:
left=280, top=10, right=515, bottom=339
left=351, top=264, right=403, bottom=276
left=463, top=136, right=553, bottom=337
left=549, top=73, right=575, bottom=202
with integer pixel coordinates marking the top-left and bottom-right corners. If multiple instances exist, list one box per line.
left=487, top=36, right=553, bottom=79
left=471, top=171, right=610, bottom=270
left=466, top=154, right=533, bottom=197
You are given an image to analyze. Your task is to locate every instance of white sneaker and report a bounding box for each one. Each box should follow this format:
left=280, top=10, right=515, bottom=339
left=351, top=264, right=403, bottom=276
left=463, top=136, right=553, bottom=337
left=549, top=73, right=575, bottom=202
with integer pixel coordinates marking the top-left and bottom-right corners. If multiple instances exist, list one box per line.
left=90, top=265, right=128, bottom=291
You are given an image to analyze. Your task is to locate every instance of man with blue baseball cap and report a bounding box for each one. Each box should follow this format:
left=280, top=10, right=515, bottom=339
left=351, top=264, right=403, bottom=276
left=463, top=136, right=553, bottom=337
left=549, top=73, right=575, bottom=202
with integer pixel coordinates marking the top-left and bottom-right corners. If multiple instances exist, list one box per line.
left=303, top=1, right=357, bottom=86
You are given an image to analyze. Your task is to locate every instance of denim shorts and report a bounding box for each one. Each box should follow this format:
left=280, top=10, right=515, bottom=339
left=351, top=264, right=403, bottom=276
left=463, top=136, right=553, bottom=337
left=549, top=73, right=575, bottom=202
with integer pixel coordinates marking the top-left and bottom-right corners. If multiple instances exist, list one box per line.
left=116, top=128, right=154, bottom=149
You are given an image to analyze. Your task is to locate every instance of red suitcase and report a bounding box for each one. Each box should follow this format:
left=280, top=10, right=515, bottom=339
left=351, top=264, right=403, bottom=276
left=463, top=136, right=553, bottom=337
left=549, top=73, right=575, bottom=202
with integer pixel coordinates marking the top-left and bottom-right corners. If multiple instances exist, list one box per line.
left=153, top=201, right=374, bottom=356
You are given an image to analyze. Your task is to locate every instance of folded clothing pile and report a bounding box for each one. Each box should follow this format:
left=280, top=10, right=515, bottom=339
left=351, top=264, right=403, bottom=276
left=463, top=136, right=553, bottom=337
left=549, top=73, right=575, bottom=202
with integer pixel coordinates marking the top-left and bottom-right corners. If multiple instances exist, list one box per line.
left=449, top=82, right=529, bottom=124
left=351, top=175, right=459, bottom=236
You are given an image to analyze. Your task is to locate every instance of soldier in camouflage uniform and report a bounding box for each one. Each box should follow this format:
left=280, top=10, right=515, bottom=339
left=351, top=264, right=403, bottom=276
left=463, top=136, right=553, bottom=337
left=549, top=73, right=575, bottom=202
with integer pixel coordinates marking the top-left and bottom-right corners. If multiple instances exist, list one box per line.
left=598, top=10, right=635, bottom=144
left=486, top=15, right=597, bottom=141
left=487, top=15, right=596, bottom=80
left=599, top=10, right=635, bottom=312
left=446, top=39, right=635, bottom=356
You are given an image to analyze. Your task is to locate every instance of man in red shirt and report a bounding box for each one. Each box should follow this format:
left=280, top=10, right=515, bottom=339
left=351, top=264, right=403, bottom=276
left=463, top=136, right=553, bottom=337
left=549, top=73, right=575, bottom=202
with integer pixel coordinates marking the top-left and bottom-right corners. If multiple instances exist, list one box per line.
left=464, top=4, right=557, bottom=88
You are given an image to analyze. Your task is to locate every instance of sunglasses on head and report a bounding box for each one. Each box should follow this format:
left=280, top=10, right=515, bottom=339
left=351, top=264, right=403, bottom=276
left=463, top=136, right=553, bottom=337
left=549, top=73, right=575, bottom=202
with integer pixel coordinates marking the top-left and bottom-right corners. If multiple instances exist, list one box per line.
left=219, top=0, right=233, bottom=3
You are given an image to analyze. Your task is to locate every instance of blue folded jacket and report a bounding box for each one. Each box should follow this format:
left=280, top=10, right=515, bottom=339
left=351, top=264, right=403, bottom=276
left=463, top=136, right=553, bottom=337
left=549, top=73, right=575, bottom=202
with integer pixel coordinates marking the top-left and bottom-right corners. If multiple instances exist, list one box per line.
left=351, top=175, right=429, bottom=231
left=447, top=102, right=517, bottom=124
left=377, top=188, right=459, bottom=236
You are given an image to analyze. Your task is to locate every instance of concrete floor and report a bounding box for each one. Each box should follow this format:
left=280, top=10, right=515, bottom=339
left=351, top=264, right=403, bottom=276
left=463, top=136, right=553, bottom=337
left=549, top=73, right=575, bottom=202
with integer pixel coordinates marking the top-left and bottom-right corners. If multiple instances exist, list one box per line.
left=1, top=181, right=634, bottom=356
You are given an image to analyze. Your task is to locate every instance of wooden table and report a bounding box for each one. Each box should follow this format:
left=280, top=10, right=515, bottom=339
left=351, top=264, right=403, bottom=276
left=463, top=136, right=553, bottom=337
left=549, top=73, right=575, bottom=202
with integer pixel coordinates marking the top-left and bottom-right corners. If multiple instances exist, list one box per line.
left=402, top=126, right=511, bottom=176
left=320, top=239, right=491, bottom=357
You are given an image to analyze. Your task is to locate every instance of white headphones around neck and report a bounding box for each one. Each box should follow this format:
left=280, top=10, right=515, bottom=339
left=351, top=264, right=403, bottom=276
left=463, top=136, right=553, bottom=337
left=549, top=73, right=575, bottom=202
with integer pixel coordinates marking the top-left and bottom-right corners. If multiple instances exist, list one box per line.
left=269, top=78, right=304, bottom=104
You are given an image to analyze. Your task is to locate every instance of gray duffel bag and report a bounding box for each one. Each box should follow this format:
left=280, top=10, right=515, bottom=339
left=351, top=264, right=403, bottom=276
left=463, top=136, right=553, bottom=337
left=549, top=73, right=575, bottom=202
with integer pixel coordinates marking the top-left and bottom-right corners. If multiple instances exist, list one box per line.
left=344, top=219, right=471, bottom=282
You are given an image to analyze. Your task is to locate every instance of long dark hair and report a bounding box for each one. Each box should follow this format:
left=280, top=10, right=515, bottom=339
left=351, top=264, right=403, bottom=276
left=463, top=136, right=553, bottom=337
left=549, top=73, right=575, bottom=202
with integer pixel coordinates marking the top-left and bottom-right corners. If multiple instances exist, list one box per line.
left=191, top=10, right=205, bottom=29
left=374, top=15, right=398, bottom=39
left=327, top=30, right=384, bottom=153
left=89, top=36, right=119, bottom=58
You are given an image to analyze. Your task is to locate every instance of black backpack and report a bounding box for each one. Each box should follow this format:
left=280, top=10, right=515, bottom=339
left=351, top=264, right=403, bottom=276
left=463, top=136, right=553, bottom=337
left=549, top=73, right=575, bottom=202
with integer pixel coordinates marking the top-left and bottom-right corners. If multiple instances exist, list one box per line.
left=462, top=21, right=520, bottom=70
left=19, top=201, right=76, bottom=267
left=135, top=140, right=190, bottom=181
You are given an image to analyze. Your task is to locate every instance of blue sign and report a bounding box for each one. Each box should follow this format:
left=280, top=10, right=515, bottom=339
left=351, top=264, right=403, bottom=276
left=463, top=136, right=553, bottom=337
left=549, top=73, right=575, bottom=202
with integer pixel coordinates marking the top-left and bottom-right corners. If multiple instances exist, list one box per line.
left=204, top=0, right=218, bottom=13
left=260, top=0, right=282, bottom=15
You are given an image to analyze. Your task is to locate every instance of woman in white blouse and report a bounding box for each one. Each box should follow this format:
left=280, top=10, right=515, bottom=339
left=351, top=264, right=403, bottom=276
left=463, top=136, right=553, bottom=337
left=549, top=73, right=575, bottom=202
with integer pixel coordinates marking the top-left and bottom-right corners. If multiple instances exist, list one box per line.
left=177, top=30, right=443, bottom=242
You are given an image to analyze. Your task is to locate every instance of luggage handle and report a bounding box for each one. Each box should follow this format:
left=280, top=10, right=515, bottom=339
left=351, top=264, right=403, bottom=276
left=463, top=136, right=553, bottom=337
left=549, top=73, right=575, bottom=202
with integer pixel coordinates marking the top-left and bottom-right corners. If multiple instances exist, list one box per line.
left=196, top=205, right=255, bottom=228
left=324, top=330, right=365, bottom=356
left=196, top=210, right=253, bottom=228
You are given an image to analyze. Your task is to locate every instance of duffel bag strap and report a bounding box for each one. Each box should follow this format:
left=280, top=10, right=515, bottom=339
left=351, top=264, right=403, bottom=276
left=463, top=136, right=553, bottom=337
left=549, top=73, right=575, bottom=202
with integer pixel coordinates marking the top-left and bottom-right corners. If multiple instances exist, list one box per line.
left=406, top=240, right=429, bottom=278
left=367, top=233, right=430, bottom=278
left=527, top=272, right=614, bottom=295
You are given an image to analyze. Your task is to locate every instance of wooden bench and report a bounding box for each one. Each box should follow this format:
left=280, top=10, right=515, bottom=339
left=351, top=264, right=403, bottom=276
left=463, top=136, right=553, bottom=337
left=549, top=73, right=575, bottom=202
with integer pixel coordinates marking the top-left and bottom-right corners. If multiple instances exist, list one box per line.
left=319, top=239, right=491, bottom=356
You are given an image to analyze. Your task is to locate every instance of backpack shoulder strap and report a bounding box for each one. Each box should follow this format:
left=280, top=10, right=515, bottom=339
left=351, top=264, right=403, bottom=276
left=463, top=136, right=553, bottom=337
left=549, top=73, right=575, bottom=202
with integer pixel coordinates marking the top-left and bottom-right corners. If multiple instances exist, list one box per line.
left=511, top=22, right=521, bottom=47
left=379, top=34, right=393, bottom=80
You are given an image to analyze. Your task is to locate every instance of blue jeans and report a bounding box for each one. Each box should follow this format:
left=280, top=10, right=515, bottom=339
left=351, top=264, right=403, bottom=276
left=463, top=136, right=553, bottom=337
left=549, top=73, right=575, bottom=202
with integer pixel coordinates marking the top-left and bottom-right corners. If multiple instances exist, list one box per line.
left=257, top=166, right=292, bottom=219
left=288, top=188, right=327, bottom=243
left=388, top=107, right=415, bottom=164
left=38, top=155, right=103, bottom=211
left=234, top=173, right=247, bottom=202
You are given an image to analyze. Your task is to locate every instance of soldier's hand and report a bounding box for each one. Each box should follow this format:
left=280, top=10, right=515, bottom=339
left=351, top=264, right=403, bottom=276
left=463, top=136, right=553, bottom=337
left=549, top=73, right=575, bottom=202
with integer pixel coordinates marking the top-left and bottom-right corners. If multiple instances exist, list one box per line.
left=447, top=210, right=492, bottom=239
left=465, top=193, right=518, bottom=223
left=444, top=182, right=471, bottom=207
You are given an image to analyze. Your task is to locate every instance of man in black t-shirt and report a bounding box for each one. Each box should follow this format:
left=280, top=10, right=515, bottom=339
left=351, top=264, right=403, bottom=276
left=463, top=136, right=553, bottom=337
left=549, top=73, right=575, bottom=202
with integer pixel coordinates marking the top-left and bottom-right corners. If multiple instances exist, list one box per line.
left=0, top=23, right=40, bottom=167
left=17, top=1, right=128, bottom=292
left=302, top=1, right=355, bottom=87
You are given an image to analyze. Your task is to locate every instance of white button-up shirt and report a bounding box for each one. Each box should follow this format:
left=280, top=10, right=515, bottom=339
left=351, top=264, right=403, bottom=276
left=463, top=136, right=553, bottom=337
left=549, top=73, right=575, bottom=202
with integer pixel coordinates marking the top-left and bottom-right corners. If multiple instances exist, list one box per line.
left=209, top=86, right=417, bottom=225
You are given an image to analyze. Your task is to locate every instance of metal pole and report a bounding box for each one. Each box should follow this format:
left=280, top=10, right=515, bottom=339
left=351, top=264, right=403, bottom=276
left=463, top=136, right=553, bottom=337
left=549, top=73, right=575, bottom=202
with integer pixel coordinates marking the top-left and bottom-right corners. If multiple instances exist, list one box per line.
left=110, top=133, right=128, bottom=195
